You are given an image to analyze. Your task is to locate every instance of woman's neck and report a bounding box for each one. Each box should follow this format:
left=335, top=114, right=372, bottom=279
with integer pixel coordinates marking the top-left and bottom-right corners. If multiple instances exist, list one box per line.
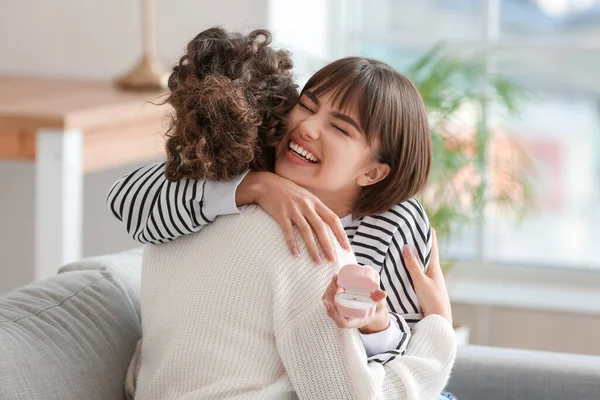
left=310, top=188, right=358, bottom=218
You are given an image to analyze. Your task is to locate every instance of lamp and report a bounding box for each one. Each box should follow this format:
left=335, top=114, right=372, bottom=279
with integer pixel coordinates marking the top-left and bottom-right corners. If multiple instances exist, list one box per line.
left=115, top=0, right=168, bottom=91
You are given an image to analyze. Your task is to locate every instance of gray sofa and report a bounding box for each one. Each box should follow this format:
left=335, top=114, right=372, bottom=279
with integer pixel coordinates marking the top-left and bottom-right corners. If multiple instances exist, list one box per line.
left=1, top=249, right=599, bottom=400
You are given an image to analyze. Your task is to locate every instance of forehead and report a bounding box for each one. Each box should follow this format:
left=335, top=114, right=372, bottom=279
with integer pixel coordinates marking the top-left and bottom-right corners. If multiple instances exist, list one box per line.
left=302, top=86, right=362, bottom=120
left=314, top=83, right=384, bottom=146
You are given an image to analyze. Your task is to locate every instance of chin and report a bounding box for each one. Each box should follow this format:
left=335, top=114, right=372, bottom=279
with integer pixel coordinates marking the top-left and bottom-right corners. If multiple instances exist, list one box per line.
left=274, top=162, right=297, bottom=182
left=275, top=161, right=310, bottom=188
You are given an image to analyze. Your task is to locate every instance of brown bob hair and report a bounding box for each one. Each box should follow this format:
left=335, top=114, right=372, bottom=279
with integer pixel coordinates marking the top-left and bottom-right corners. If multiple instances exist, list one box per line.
left=164, top=27, right=298, bottom=181
left=302, top=57, right=432, bottom=217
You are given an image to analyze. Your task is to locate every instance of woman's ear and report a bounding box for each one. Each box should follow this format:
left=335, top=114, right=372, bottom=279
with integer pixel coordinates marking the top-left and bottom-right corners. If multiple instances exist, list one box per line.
left=357, top=163, right=390, bottom=187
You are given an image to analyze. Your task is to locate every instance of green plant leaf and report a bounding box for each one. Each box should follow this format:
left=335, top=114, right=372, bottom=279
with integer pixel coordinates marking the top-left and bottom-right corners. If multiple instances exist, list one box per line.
left=408, top=43, right=535, bottom=259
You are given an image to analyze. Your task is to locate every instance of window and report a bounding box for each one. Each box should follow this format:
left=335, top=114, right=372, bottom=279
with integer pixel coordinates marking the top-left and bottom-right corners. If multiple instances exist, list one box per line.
left=270, top=0, right=600, bottom=270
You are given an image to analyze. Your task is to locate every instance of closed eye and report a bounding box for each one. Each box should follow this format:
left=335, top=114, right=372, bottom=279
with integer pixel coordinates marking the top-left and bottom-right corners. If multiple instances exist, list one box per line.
left=298, top=102, right=315, bottom=113
left=331, top=124, right=350, bottom=136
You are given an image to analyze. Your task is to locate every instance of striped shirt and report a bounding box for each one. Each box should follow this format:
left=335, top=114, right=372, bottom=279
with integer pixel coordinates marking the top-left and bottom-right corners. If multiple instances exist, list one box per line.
left=107, top=162, right=432, bottom=364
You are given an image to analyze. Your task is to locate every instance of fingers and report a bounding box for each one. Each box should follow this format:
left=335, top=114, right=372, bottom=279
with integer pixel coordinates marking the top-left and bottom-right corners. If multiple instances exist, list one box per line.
left=322, top=276, right=361, bottom=328
left=370, top=289, right=387, bottom=303
left=432, top=229, right=439, bottom=261
left=257, top=177, right=346, bottom=262
left=281, top=218, right=299, bottom=258
left=425, top=229, right=442, bottom=280
left=320, top=206, right=351, bottom=252
left=323, top=279, right=386, bottom=330
left=322, top=275, right=339, bottom=302
left=292, top=213, right=321, bottom=263
left=323, top=300, right=363, bottom=329
left=305, top=209, right=336, bottom=262
left=402, top=244, right=425, bottom=282
left=323, top=301, right=344, bottom=327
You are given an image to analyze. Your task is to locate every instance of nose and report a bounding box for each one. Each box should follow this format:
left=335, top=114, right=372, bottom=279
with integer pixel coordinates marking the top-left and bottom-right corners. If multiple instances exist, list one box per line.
left=297, top=117, right=321, bottom=141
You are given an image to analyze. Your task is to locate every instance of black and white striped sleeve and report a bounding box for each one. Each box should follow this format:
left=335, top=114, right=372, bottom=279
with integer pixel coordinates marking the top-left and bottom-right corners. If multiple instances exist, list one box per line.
left=380, top=199, right=432, bottom=322
left=354, top=198, right=432, bottom=365
left=364, top=312, right=412, bottom=365
left=106, top=162, right=214, bottom=244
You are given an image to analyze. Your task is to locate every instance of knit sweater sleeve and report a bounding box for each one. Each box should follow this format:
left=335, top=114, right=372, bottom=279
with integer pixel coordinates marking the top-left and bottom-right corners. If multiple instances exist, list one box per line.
left=272, top=238, right=379, bottom=400
left=277, top=309, right=455, bottom=399
left=272, top=231, right=456, bottom=399
left=379, top=314, right=456, bottom=399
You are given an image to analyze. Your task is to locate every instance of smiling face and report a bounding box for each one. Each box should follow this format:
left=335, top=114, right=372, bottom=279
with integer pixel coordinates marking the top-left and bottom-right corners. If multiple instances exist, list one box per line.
left=274, top=57, right=432, bottom=218
left=274, top=89, right=390, bottom=216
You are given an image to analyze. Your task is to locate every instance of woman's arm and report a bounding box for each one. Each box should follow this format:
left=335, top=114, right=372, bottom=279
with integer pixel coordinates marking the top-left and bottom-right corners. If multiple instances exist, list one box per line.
left=322, top=278, right=413, bottom=365
left=366, top=200, right=433, bottom=363
left=380, top=232, right=455, bottom=398
left=379, top=314, right=455, bottom=398
left=106, top=163, right=348, bottom=260
left=275, top=228, right=455, bottom=399
left=277, top=310, right=454, bottom=400
left=353, top=198, right=432, bottom=320
left=240, top=171, right=351, bottom=262
left=106, top=162, right=246, bottom=244
left=323, top=198, right=433, bottom=364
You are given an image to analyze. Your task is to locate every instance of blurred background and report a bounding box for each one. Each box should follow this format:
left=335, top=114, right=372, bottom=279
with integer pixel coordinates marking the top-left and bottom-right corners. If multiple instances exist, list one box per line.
left=1, top=0, right=599, bottom=355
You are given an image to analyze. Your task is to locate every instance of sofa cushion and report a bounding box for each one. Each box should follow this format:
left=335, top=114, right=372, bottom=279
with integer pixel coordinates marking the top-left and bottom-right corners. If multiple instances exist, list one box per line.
left=59, top=248, right=143, bottom=317
left=0, top=270, right=142, bottom=400
left=446, top=345, right=600, bottom=400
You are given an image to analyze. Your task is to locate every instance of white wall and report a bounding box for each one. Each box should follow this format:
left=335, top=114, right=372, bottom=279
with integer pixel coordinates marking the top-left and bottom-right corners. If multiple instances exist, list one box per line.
left=0, top=0, right=269, bottom=79
left=0, top=0, right=269, bottom=293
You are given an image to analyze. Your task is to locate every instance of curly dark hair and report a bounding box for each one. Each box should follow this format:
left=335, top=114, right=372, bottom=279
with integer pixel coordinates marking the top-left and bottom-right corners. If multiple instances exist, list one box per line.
left=163, top=27, right=298, bottom=181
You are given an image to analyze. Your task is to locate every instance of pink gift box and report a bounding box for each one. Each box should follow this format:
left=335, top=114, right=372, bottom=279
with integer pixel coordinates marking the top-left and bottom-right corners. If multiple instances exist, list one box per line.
left=335, top=264, right=379, bottom=319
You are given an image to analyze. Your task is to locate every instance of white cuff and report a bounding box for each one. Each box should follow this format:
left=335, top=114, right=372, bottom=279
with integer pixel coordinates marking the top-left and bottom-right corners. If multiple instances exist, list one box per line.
left=359, top=317, right=403, bottom=357
left=202, top=171, right=250, bottom=220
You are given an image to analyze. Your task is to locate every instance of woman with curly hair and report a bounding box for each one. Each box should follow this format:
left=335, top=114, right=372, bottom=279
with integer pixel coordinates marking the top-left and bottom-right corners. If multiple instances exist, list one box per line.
left=162, top=27, right=297, bottom=182
left=109, top=27, right=456, bottom=399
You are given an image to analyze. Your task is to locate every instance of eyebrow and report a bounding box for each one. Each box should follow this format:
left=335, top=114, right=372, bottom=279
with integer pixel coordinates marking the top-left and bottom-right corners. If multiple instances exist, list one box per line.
left=302, top=90, right=320, bottom=105
left=330, top=111, right=362, bottom=133
left=303, top=90, right=363, bottom=133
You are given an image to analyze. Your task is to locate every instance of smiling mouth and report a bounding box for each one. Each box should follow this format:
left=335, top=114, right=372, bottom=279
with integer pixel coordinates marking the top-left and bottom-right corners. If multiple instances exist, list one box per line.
left=288, top=140, right=320, bottom=163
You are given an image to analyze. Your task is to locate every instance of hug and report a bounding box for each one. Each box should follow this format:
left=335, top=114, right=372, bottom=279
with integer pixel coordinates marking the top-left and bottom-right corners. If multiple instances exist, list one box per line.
left=108, top=27, right=457, bottom=399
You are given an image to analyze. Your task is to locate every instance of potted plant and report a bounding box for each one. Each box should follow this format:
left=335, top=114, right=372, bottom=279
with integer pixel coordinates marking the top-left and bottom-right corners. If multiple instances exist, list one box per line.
left=405, top=46, right=535, bottom=345
left=407, top=45, right=534, bottom=259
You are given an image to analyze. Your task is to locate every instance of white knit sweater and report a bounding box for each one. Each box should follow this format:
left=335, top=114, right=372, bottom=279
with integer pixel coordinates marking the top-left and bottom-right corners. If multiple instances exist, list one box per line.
left=136, top=206, right=456, bottom=400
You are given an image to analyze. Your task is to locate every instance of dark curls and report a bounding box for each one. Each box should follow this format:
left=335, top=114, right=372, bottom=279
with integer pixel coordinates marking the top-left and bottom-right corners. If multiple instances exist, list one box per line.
left=164, top=27, right=298, bottom=181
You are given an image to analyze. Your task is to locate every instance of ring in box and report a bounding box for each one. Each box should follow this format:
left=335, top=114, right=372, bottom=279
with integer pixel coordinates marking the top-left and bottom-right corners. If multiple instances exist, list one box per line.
left=334, top=264, right=379, bottom=319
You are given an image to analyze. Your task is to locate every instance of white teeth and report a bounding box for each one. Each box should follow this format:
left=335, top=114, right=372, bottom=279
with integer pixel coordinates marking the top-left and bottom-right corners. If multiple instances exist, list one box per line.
left=288, top=141, right=318, bottom=163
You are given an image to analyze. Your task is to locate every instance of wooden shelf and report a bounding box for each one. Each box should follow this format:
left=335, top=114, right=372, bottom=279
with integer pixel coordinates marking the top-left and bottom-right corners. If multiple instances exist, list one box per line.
left=0, top=75, right=169, bottom=171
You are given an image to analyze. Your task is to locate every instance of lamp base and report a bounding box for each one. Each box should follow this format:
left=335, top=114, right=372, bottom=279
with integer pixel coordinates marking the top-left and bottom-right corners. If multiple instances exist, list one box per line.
left=114, top=54, right=169, bottom=92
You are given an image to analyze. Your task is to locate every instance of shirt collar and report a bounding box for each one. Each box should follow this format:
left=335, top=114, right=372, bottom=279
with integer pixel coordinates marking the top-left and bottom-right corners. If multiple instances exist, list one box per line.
left=339, top=214, right=354, bottom=228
